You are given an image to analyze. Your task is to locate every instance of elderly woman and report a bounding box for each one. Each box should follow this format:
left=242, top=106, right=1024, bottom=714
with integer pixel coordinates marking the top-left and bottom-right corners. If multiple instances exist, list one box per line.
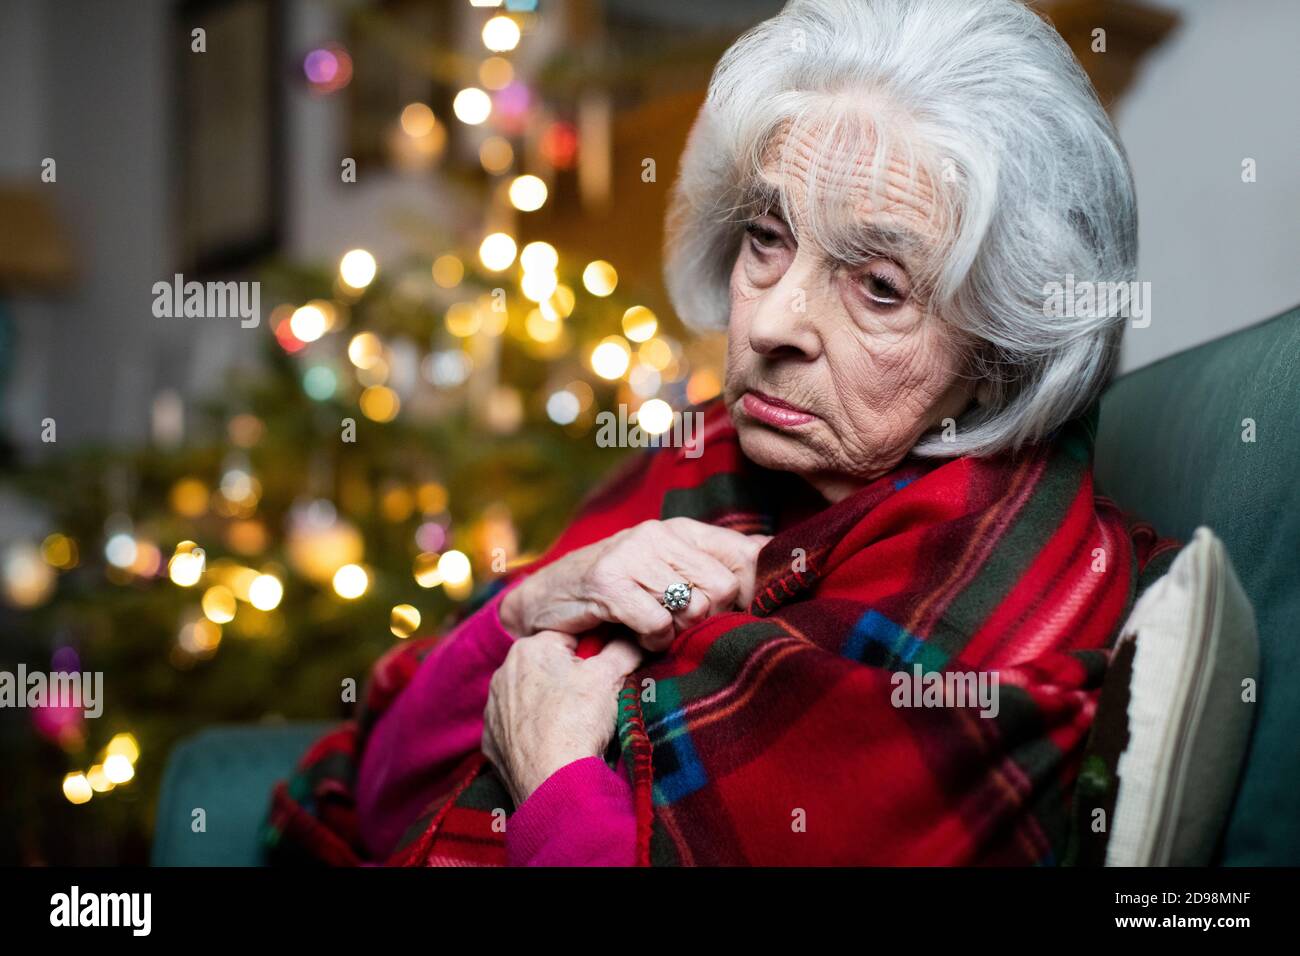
left=268, top=0, right=1176, bottom=866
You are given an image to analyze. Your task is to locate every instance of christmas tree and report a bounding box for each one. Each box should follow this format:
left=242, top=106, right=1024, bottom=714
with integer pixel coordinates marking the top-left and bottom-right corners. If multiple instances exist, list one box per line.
left=0, top=2, right=724, bottom=864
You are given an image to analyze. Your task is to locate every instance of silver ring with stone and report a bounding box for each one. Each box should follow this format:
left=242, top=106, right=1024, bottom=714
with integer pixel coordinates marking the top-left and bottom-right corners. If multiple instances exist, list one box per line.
left=661, top=581, right=693, bottom=612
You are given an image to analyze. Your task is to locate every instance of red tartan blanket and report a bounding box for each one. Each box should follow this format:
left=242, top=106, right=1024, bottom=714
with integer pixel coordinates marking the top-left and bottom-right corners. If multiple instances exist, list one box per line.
left=265, top=399, right=1177, bottom=866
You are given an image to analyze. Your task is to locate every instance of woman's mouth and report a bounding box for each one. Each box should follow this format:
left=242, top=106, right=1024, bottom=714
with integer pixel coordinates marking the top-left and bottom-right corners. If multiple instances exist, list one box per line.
left=741, top=390, right=817, bottom=428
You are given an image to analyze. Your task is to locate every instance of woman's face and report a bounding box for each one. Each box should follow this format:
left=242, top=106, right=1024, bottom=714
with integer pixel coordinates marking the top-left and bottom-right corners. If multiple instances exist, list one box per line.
left=723, top=124, right=974, bottom=503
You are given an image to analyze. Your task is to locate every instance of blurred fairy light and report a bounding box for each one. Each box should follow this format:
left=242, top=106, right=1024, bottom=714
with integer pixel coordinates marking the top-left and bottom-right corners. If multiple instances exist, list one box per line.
left=591, top=336, right=631, bottom=380
left=622, top=305, right=658, bottom=343
left=479, top=136, right=514, bottom=173
left=333, top=564, right=369, bottom=599
left=582, top=260, right=618, bottom=296
left=424, top=349, right=473, bottom=387
left=519, top=241, right=558, bottom=273
left=479, top=56, right=513, bottom=90
left=453, top=87, right=492, bottom=125
left=302, top=365, right=338, bottom=401
left=103, top=753, right=135, bottom=785
left=540, top=121, right=579, bottom=169
left=508, top=174, right=547, bottom=212
left=289, top=303, right=328, bottom=343
left=444, top=302, right=482, bottom=338
left=629, top=363, right=661, bottom=398
left=417, top=481, right=448, bottom=513
left=415, top=521, right=447, bottom=553
left=390, top=604, right=421, bottom=639
left=638, top=337, right=674, bottom=372
left=546, top=389, right=580, bottom=425
left=413, top=552, right=441, bottom=588
left=520, top=269, right=558, bottom=303
left=494, top=81, right=531, bottom=122
left=339, top=249, right=377, bottom=289
left=432, top=254, right=464, bottom=288
left=170, top=478, right=209, bottom=517
left=87, top=765, right=114, bottom=794
left=540, top=284, right=575, bottom=321
left=437, top=550, right=472, bottom=587
left=248, top=574, right=284, bottom=611
left=303, top=43, right=353, bottom=94
left=202, top=585, right=237, bottom=623
left=637, top=399, right=675, bottom=435
left=687, top=368, right=723, bottom=404
left=360, top=385, right=400, bottom=422
left=228, top=413, right=265, bottom=448
left=525, top=309, right=562, bottom=343
left=104, top=533, right=138, bottom=569
left=400, top=102, right=437, bottom=137
left=41, top=533, right=78, bottom=570
left=478, top=233, right=517, bottom=271
left=168, top=547, right=205, bottom=587
left=108, top=732, right=140, bottom=763
left=62, top=772, right=93, bottom=805
left=3, top=542, right=55, bottom=607
left=482, top=15, right=521, bottom=52
left=178, top=616, right=221, bottom=657
left=348, top=332, right=383, bottom=369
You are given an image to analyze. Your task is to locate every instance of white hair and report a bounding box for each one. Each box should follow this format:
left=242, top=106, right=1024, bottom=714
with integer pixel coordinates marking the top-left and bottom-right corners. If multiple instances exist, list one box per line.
left=665, top=0, right=1138, bottom=456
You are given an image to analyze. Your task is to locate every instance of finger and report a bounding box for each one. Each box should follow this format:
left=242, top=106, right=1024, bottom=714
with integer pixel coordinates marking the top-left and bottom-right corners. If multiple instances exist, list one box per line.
left=529, top=629, right=579, bottom=651
left=598, top=573, right=676, bottom=646
left=654, top=550, right=741, bottom=626
left=665, top=518, right=766, bottom=579
left=588, top=638, right=643, bottom=680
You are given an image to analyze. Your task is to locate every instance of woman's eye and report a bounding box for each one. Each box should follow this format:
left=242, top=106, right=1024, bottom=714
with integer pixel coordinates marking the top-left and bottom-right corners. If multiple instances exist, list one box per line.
left=861, top=265, right=909, bottom=306
left=745, top=221, right=785, bottom=251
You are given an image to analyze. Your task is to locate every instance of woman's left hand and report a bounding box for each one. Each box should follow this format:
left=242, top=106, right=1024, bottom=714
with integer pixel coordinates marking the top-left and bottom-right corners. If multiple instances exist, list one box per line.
left=482, top=631, right=643, bottom=808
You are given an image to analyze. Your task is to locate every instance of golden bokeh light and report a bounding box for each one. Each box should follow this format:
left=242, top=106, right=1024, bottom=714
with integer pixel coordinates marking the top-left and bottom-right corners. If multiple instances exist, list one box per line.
left=432, top=254, right=464, bottom=288
left=478, top=232, right=517, bottom=272
left=413, top=551, right=442, bottom=588
left=169, top=478, right=209, bottom=518
left=481, top=15, right=521, bottom=52
left=400, top=102, right=437, bottom=137
left=333, top=563, right=370, bottom=599
left=339, top=249, right=378, bottom=289
left=62, top=772, right=93, bottom=805
left=622, top=305, right=658, bottom=343
left=582, top=260, right=618, bottom=296
left=201, top=585, right=237, bottom=623
left=637, top=399, right=675, bottom=435
left=453, top=87, right=492, bottom=125
left=359, top=385, right=400, bottom=423
left=508, top=174, right=547, bottom=212
left=437, top=549, right=472, bottom=586
left=390, top=604, right=422, bottom=639
left=248, top=574, right=284, bottom=611
left=479, top=136, right=514, bottom=174
left=478, top=56, right=513, bottom=90
left=591, top=336, right=632, bottom=380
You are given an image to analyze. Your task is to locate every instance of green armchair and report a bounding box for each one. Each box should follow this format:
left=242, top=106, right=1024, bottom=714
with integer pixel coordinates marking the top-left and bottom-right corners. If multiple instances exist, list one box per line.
left=152, top=305, right=1300, bottom=867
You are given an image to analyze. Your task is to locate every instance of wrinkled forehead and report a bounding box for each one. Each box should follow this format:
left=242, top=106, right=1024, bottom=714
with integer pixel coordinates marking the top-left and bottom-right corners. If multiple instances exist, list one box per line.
left=744, top=106, right=946, bottom=268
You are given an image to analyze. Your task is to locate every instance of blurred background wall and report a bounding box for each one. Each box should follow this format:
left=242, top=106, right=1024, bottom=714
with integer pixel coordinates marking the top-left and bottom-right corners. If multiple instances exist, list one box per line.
left=2, top=0, right=1296, bottom=455
left=1112, top=0, right=1300, bottom=371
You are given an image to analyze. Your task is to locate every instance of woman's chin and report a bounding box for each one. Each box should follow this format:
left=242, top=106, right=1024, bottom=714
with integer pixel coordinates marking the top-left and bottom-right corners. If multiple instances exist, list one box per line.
left=734, top=417, right=824, bottom=477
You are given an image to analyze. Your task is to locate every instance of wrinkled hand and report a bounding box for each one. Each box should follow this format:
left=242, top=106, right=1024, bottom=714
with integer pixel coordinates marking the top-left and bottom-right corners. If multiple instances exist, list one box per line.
left=499, top=517, right=771, bottom=651
left=482, top=631, right=643, bottom=808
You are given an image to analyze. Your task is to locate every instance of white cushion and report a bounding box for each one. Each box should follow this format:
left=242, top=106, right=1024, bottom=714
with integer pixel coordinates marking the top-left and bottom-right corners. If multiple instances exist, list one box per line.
left=1106, top=527, right=1258, bottom=866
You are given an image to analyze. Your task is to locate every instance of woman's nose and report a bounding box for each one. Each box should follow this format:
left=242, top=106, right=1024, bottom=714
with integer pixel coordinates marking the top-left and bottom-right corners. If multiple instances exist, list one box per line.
left=746, top=255, right=824, bottom=360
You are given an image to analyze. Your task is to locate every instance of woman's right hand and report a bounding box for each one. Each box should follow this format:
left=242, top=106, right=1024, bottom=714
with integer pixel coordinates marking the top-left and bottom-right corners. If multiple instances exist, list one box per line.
left=499, top=517, right=771, bottom=651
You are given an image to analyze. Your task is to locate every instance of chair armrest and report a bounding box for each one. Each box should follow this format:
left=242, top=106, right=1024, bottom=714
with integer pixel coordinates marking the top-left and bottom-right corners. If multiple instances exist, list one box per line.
left=152, top=722, right=334, bottom=866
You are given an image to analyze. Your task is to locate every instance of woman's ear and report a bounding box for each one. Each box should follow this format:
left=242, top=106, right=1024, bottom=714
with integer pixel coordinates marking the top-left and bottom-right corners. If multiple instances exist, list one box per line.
left=974, top=381, right=992, bottom=406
